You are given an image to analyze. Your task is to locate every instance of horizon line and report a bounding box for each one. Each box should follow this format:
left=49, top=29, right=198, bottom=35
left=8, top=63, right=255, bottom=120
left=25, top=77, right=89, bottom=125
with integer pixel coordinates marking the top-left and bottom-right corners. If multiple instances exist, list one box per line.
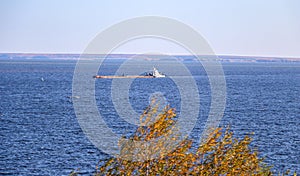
left=1, top=52, right=300, bottom=59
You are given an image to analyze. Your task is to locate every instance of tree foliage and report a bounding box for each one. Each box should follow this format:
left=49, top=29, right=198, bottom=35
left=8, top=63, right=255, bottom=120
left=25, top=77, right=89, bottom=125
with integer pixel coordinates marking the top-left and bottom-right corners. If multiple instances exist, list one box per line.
left=94, top=104, right=292, bottom=176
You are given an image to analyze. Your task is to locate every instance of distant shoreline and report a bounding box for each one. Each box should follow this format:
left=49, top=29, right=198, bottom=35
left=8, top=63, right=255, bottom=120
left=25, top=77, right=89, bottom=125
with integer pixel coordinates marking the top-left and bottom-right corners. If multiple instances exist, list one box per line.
left=0, top=53, right=299, bottom=63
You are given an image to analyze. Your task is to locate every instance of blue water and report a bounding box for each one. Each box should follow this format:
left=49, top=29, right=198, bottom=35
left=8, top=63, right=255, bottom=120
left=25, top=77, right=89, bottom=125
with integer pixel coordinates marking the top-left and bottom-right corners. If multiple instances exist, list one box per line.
left=0, top=59, right=299, bottom=175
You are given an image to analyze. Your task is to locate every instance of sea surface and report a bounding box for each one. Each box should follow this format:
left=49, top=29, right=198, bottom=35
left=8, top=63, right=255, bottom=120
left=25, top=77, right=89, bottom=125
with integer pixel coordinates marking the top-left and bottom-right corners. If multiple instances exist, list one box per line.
left=0, top=58, right=299, bottom=175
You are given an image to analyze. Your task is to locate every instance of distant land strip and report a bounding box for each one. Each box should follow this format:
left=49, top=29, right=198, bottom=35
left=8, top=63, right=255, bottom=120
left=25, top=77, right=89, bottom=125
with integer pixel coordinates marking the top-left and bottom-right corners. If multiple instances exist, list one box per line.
left=0, top=53, right=299, bottom=63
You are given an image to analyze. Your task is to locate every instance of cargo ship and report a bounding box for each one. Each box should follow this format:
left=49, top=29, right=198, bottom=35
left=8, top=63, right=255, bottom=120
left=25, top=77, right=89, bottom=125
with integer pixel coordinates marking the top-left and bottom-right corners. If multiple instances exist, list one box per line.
left=93, top=67, right=166, bottom=79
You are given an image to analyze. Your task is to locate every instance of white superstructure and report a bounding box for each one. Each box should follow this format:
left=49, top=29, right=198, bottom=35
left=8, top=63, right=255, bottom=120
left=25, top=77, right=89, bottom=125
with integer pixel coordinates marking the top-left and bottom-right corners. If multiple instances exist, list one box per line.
left=152, top=67, right=166, bottom=78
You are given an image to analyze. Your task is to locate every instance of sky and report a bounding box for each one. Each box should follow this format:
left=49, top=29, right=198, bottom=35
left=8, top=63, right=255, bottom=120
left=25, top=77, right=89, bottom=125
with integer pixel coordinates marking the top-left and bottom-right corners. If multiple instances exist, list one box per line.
left=0, top=0, right=300, bottom=57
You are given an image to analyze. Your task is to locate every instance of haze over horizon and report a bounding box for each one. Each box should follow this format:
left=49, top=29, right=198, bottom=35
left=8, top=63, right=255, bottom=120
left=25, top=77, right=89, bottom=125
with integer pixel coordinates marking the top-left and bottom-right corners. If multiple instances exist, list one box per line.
left=1, top=0, right=300, bottom=58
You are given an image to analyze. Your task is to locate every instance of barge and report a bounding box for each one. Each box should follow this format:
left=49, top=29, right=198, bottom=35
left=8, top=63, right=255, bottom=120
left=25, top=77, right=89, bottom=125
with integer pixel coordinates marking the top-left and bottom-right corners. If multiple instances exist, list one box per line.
left=94, top=67, right=166, bottom=79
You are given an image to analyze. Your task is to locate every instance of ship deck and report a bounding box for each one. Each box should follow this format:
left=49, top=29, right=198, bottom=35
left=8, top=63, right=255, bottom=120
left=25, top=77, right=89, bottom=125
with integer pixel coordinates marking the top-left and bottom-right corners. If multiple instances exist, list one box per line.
left=93, top=75, right=155, bottom=79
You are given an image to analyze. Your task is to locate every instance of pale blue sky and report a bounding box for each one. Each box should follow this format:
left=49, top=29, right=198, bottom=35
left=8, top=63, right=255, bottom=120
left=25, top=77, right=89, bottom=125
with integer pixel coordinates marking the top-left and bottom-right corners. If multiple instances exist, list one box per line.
left=1, top=0, right=300, bottom=57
